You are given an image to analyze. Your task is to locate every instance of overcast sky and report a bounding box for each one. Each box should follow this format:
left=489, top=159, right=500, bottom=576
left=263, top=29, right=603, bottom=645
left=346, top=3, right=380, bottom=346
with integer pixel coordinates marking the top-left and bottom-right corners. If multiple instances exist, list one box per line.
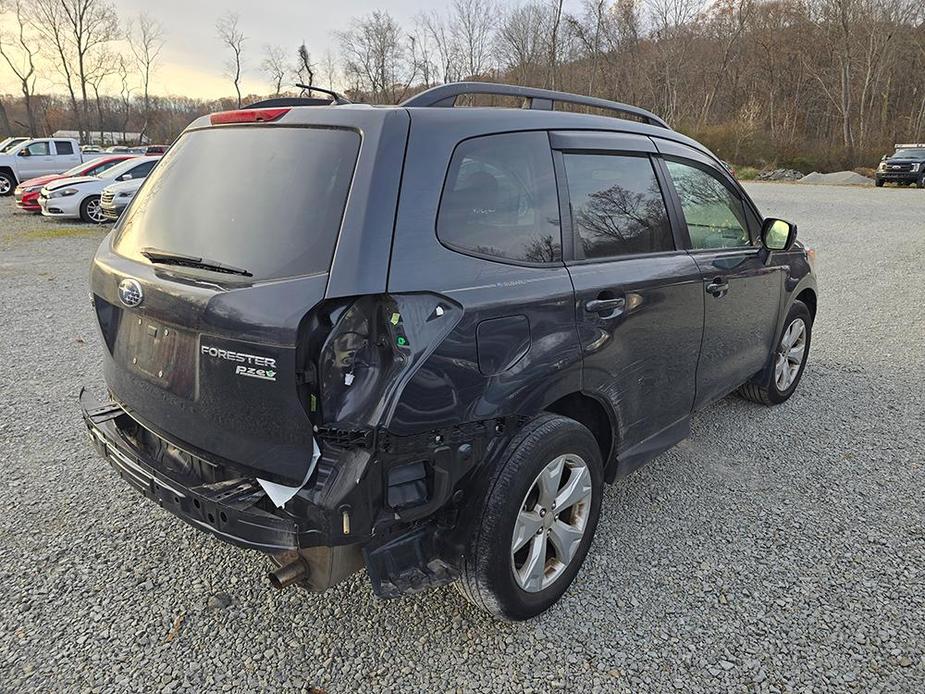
left=0, top=0, right=448, bottom=98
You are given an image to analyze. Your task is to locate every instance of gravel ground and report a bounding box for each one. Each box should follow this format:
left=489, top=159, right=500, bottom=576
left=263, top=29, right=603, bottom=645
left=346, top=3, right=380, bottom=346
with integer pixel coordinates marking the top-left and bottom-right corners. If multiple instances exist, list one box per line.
left=1, top=182, right=923, bottom=694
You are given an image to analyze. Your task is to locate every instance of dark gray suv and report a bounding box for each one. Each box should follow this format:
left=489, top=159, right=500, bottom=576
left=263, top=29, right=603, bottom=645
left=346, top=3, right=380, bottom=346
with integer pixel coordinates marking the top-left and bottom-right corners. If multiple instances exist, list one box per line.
left=81, top=82, right=817, bottom=620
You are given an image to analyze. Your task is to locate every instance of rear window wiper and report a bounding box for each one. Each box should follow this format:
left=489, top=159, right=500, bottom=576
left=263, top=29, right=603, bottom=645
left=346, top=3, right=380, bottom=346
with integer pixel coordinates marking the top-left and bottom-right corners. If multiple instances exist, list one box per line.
left=140, top=247, right=253, bottom=277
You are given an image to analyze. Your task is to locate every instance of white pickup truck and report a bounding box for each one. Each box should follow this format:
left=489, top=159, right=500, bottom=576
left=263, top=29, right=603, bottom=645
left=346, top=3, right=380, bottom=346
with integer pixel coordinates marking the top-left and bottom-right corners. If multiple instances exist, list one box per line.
left=0, top=137, right=102, bottom=196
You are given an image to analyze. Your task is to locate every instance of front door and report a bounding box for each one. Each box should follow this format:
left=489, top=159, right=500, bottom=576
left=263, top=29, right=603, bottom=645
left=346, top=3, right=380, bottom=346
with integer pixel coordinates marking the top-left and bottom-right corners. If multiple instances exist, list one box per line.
left=553, top=134, right=704, bottom=465
left=18, top=141, right=54, bottom=178
left=661, top=157, right=782, bottom=407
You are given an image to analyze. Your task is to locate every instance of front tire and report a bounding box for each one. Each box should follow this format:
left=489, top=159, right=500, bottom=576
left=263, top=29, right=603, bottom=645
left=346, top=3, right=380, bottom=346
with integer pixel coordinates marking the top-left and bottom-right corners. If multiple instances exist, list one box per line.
left=0, top=170, right=15, bottom=196
left=917, top=176, right=925, bottom=189
left=80, top=195, right=104, bottom=223
left=739, top=300, right=812, bottom=405
left=457, top=414, right=603, bottom=621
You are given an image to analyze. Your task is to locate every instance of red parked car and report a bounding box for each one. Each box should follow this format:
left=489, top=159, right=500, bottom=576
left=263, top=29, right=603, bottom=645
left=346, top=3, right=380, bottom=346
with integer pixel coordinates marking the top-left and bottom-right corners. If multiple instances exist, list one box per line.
left=14, top=155, right=136, bottom=212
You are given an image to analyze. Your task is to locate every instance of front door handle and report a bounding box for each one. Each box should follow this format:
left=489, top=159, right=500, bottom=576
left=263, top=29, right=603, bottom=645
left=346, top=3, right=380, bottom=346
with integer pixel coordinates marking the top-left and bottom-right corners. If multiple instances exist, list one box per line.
left=705, top=278, right=729, bottom=297
left=585, top=297, right=626, bottom=314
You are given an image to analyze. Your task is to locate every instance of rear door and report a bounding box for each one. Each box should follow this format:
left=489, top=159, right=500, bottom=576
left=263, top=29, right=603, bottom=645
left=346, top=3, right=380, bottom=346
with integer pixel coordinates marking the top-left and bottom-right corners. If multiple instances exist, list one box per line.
left=388, top=124, right=580, bottom=436
left=52, top=140, right=81, bottom=173
left=655, top=141, right=782, bottom=407
left=552, top=132, right=704, bottom=465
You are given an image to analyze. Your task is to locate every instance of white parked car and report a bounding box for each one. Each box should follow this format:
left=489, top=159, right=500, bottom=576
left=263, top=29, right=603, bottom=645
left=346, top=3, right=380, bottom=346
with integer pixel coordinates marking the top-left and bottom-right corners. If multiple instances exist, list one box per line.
left=99, top=177, right=146, bottom=221
left=39, top=156, right=160, bottom=223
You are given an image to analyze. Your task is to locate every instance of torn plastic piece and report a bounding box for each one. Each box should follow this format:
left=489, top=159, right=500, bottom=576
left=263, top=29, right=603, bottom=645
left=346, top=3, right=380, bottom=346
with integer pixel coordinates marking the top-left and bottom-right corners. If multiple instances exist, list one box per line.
left=344, top=372, right=355, bottom=386
left=257, top=436, right=321, bottom=508
left=390, top=312, right=401, bottom=325
left=434, top=305, right=445, bottom=317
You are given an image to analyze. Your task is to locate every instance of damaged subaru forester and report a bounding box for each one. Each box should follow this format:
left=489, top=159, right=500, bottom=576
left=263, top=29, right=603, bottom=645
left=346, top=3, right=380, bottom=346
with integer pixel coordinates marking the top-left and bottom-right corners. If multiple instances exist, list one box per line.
left=81, top=82, right=817, bottom=620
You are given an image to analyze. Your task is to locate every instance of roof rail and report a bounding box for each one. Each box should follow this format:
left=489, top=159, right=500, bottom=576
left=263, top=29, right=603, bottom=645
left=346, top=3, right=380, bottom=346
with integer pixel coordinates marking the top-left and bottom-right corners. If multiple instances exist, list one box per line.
left=400, top=81, right=670, bottom=129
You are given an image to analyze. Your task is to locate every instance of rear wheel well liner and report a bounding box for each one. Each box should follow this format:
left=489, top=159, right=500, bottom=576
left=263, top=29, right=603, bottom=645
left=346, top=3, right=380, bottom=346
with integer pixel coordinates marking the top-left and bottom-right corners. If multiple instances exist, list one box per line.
left=544, top=391, right=615, bottom=478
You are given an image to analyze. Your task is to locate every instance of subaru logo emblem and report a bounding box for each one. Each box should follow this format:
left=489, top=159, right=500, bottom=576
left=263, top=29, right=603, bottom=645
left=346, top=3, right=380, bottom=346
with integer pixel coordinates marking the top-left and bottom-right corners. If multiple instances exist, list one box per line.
left=118, top=278, right=143, bottom=308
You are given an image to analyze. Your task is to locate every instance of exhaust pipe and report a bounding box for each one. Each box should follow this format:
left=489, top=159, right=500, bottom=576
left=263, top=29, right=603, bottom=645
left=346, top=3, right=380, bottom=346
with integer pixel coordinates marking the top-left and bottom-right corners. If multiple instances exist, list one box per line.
left=268, top=558, right=308, bottom=590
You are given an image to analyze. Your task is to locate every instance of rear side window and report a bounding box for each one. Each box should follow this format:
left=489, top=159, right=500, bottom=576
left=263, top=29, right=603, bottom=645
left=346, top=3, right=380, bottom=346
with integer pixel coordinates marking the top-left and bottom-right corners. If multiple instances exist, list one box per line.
left=438, top=132, right=561, bottom=264
left=563, top=153, right=673, bottom=259
left=665, top=160, right=751, bottom=249
left=54, top=140, right=74, bottom=155
left=113, top=126, right=360, bottom=281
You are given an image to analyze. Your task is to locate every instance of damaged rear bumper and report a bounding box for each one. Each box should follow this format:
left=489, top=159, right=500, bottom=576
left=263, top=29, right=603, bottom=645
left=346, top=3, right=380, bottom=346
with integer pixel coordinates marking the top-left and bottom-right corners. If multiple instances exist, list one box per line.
left=80, top=388, right=529, bottom=597
left=79, top=389, right=331, bottom=553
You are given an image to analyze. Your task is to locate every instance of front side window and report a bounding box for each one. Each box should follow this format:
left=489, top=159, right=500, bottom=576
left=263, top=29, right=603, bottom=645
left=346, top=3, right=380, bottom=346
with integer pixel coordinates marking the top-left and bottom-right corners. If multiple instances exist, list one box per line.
left=563, top=153, right=673, bottom=259
left=438, top=132, right=561, bottom=264
left=54, top=140, right=74, bottom=155
left=25, top=141, right=50, bottom=156
left=665, top=160, right=750, bottom=250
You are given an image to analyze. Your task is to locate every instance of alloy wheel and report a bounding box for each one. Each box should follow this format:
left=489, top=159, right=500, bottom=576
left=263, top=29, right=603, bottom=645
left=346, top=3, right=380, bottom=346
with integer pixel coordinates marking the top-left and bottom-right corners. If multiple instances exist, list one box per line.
left=775, top=317, right=806, bottom=391
left=0, top=177, right=11, bottom=195
left=87, top=198, right=104, bottom=223
left=511, top=453, right=593, bottom=593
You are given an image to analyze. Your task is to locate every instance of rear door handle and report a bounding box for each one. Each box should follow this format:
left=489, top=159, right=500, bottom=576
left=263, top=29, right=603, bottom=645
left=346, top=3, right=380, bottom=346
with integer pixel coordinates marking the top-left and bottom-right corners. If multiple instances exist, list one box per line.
left=705, top=278, right=729, bottom=296
left=585, top=297, right=626, bottom=314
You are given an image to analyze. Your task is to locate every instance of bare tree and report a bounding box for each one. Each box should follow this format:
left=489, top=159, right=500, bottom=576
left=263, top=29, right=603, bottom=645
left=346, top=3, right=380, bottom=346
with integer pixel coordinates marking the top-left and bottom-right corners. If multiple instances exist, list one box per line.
left=419, top=9, right=462, bottom=83
left=0, top=0, right=40, bottom=135
left=321, top=48, right=338, bottom=90
left=497, top=3, right=550, bottom=86
left=129, top=12, right=164, bottom=144
left=216, top=11, right=245, bottom=107
left=116, top=54, right=133, bottom=139
left=86, top=49, right=115, bottom=143
left=30, top=0, right=119, bottom=141
left=0, top=99, right=11, bottom=136
left=295, top=42, right=315, bottom=89
left=261, top=44, right=287, bottom=95
left=337, top=11, right=417, bottom=103
left=451, top=0, right=497, bottom=78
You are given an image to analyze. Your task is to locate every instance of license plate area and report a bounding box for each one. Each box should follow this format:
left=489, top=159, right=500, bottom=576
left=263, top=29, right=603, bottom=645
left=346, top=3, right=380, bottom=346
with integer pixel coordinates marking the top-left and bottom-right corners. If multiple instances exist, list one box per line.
left=114, top=313, right=197, bottom=399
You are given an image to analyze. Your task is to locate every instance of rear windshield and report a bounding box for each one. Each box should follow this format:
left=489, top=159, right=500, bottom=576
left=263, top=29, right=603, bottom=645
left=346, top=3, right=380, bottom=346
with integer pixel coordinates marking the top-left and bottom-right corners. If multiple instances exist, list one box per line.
left=113, top=126, right=360, bottom=281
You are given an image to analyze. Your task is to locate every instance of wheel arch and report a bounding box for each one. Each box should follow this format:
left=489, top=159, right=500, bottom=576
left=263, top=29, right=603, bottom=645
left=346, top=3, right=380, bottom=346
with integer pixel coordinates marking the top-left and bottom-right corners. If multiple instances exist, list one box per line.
left=544, top=391, right=619, bottom=482
left=0, top=166, right=17, bottom=183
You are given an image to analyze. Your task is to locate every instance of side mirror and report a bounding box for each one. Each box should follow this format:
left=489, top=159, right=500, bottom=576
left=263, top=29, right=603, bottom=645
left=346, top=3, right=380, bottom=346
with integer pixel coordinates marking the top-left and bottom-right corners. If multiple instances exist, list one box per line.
left=761, top=218, right=797, bottom=252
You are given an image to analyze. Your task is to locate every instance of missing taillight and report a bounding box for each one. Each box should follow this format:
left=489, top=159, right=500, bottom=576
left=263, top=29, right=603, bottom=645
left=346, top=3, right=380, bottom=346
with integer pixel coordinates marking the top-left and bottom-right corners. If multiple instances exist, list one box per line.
left=210, top=107, right=290, bottom=125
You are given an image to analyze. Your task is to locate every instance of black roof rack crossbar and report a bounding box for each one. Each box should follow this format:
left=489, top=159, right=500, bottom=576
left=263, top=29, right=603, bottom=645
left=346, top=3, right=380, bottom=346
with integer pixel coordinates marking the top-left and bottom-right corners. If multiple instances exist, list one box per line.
left=400, top=81, right=670, bottom=129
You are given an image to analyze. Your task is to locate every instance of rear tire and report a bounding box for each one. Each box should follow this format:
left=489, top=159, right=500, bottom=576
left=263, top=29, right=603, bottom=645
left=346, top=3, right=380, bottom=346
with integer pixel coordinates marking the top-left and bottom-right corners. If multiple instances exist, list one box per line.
left=80, top=195, right=104, bottom=223
left=738, top=300, right=812, bottom=406
left=457, top=414, right=603, bottom=621
left=0, top=170, right=15, bottom=196
left=874, top=178, right=884, bottom=187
